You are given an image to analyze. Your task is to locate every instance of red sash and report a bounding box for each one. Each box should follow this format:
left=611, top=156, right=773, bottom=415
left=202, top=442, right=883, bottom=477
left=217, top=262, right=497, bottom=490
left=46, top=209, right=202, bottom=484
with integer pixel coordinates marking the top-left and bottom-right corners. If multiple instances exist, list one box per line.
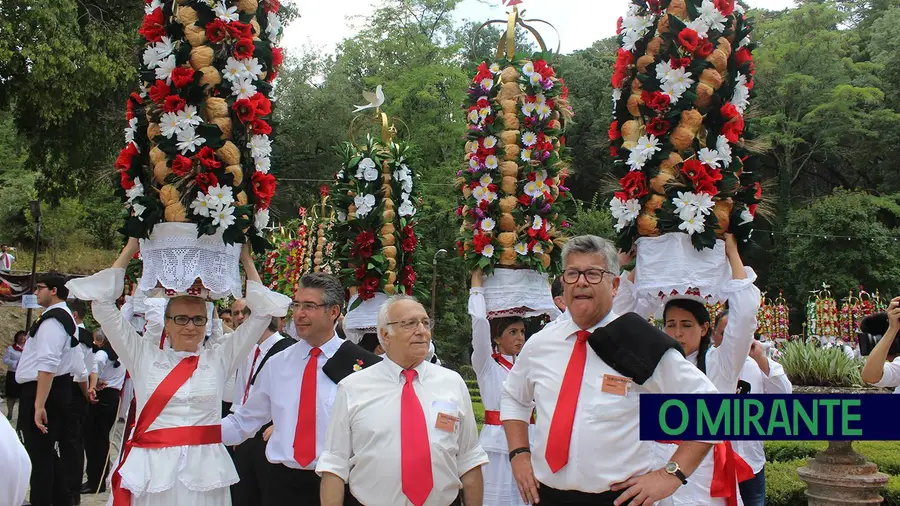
left=492, top=352, right=514, bottom=371
left=112, top=356, right=223, bottom=506
left=655, top=440, right=754, bottom=506
left=484, top=410, right=535, bottom=425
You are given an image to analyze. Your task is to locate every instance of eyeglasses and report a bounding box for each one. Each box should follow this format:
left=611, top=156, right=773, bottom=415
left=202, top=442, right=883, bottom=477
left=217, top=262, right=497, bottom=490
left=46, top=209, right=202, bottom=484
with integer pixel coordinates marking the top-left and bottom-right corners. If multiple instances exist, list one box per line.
left=34, top=284, right=48, bottom=291
left=291, top=301, right=328, bottom=312
left=167, top=315, right=209, bottom=327
left=561, top=268, right=615, bottom=285
left=387, top=318, right=435, bottom=331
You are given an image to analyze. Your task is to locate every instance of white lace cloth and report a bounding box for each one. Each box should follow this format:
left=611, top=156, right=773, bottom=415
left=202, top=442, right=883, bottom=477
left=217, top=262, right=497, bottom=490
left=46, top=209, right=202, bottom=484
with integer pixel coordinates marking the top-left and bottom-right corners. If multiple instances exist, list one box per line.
left=480, top=268, right=560, bottom=319
left=66, top=268, right=290, bottom=498
left=632, top=235, right=733, bottom=306
left=343, top=293, right=389, bottom=341
left=138, top=223, right=243, bottom=300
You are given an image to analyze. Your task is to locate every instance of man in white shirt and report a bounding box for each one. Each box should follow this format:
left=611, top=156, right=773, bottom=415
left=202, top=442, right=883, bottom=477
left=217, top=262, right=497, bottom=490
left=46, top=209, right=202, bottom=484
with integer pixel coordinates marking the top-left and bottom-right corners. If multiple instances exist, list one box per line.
left=0, top=244, right=15, bottom=272
left=501, top=235, right=719, bottom=506
left=16, top=273, right=79, bottom=506
left=318, top=295, right=489, bottom=506
left=83, top=328, right=126, bottom=494
left=222, top=273, right=354, bottom=505
left=714, top=311, right=793, bottom=506
left=63, top=298, right=92, bottom=504
left=230, top=316, right=295, bottom=506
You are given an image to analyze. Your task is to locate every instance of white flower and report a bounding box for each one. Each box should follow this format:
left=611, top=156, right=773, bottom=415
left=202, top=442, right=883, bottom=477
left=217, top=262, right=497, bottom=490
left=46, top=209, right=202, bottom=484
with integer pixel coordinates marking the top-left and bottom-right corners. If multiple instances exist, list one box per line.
left=697, top=148, right=723, bottom=168
left=266, top=12, right=283, bottom=41
left=521, top=131, right=540, bottom=148
left=716, top=135, right=733, bottom=167
left=243, top=58, right=264, bottom=79
left=731, top=74, right=750, bottom=113
left=673, top=191, right=695, bottom=215
left=515, top=242, right=528, bottom=256
left=473, top=186, right=486, bottom=201
left=356, top=158, right=379, bottom=181
left=627, top=149, right=647, bottom=171
left=739, top=35, right=751, bottom=48
left=231, top=76, right=257, bottom=100
left=655, top=61, right=673, bottom=81
left=124, top=117, right=138, bottom=146
left=206, top=184, right=234, bottom=209
left=699, top=0, right=727, bottom=33
left=532, top=215, right=543, bottom=230
left=354, top=194, right=376, bottom=218
left=191, top=193, right=213, bottom=217
left=398, top=199, right=416, bottom=217
left=468, top=157, right=480, bottom=170
left=536, top=103, right=552, bottom=120
left=484, top=191, right=497, bottom=202
left=482, top=244, right=495, bottom=258
left=686, top=18, right=710, bottom=39
left=678, top=214, right=706, bottom=235
left=155, top=54, right=177, bottom=83
left=520, top=149, right=533, bottom=162
left=521, top=102, right=537, bottom=116
left=660, top=80, right=686, bottom=103
left=248, top=134, right=272, bottom=158
left=479, top=174, right=493, bottom=186
left=467, top=109, right=480, bottom=124
left=694, top=192, right=715, bottom=214
left=254, top=208, right=270, bottom=231
left=481, top=137, right=497, bottom=152
left=145, top=0, right=162, bottom=14
left=674, top=191, right=715, bottom=222
left=176, top=126, right=205, bottom=155
left=160, top=112, right=182, bottom=138
left=480, top=78, right=493, bottom=90
left=484, top=155, right=498, bottom=170
left=489, top=63, right=500, bottom=74
left=132, top=202, right=146, bottom=219
left=612, top=88, right=622, bottom=113
left=212, top=205, right=237, bottom=229
left=214, top=1, right=239, bottom=22
left=622, top=31, right=642, bottom=52
left=521, top=61, right=535, bottom=76
left=143, top=46, right=163, bottom=70
left=126, top=178, right=144, bottom=202
left=223, top=57, right=249, bottom=82
left=524, top=181, right=542, bottom=198
left=739, top=208, right=754, bottom=225
left=610, top=197, right=641, bottom=232
left=176, top=105, right=201, bottom=128
left=255, top=156, right=271, bottom=174
left=481, top=218, right=496, bottom=232
left=532, top=243, right=544, bottom=255
left=336, top=210, right=347, bottom=222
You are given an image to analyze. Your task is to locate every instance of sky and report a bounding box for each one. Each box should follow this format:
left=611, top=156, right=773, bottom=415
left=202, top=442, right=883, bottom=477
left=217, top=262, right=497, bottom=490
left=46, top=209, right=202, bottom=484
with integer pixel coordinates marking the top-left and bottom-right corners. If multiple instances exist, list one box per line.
left=282, top=0, right=797, bottom=57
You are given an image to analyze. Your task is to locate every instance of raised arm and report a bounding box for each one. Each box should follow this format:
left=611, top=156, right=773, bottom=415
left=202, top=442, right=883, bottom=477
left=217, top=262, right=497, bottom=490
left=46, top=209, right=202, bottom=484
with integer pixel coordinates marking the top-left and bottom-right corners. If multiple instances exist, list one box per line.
left=469, top=269, right=493, bottom=375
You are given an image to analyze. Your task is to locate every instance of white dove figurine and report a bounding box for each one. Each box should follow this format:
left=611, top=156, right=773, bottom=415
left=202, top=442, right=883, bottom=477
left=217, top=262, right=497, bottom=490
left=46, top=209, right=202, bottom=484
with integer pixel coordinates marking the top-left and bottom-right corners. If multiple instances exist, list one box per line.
left=352, top=85, right=385, bottom=113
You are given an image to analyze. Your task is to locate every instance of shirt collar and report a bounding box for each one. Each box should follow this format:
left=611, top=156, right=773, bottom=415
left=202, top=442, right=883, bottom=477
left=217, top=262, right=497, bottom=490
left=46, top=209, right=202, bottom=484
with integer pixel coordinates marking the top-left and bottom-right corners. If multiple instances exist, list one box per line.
left=381, top=355, right=430, bottom=385
left=296, top=333, right=342, bottom=360
left=560, top=309, right=617, bottom=339
left=258, top=332, right=284, bottom=355
left=48, top=301, right=70, bottom=313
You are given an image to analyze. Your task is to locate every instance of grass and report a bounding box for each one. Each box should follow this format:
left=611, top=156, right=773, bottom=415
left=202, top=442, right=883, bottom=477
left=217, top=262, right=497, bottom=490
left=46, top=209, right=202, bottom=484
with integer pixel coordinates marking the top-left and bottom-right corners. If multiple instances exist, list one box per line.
left=10, top=243, right=117, bottom=276
left=779, top=340, right=863, bottom=387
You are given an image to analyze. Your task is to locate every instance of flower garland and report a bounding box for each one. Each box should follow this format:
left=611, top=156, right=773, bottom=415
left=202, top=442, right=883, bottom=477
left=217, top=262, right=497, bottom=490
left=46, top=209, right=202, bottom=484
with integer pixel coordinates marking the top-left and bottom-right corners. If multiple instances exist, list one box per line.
left=457, top=55, right=574, bottom=275
left=303, top=186, right=340, bottom=276
left=256, top=217, right=306, bottom=298
left=331, top=136, right=420, bottom=308
left=116, top=0, right=284, bottom=250
left=608, top=0, right=760, bottom=252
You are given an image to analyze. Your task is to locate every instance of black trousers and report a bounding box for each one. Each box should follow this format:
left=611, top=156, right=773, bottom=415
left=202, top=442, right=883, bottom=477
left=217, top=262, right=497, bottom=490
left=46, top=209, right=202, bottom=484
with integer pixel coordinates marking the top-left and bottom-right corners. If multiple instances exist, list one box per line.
left=265, top=465, right=321, bottom=506
left=60, top=382, right=88, bottom=495
left=84, top=387, right=119, bottom=489
left=19, top=375, right=73, bottom=506
left=230, top=427, right=273, bottom=506
left=344, top=492, right=461, bottom=506
left=537, top=484, right=622, bottom=506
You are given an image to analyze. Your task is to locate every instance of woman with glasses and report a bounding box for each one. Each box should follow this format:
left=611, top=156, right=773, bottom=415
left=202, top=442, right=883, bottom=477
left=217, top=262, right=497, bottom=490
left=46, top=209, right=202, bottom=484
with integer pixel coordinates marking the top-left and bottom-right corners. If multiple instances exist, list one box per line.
left=65, top=238, right=290, bottom=506
left=468, top=269, right=530, bottom=506
left=614, top=234, right=760, bottom=506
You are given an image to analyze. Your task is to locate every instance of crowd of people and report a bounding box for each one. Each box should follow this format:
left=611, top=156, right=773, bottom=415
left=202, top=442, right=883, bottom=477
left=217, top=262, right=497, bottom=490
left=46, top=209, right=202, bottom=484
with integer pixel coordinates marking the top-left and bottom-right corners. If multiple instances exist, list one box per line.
left=2, top=233, right=900, bottom=506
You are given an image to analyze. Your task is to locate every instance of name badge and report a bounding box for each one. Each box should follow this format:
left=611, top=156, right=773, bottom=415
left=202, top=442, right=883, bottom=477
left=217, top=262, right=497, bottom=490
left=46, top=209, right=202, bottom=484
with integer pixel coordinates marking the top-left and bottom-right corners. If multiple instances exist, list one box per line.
left=601, top=374, right=632, bottom=396
left=435, top=412, right=459, bottom=433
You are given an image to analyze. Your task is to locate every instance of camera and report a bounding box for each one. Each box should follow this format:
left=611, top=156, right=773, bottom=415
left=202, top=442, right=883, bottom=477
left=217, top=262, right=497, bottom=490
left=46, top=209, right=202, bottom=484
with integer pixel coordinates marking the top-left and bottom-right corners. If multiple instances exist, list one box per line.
left=857, top=312, right=900, bottom=356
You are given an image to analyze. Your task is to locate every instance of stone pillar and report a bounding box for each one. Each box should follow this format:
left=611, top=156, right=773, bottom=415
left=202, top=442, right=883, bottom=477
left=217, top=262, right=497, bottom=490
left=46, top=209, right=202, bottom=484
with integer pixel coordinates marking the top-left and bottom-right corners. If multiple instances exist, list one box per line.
left=797, top=441, right=889, bottom=505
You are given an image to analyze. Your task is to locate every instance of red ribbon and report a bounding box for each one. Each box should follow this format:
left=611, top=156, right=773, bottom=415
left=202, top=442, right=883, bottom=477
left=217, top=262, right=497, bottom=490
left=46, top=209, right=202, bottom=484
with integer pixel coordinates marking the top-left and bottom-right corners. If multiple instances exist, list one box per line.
left=484, top=410, right=535, bottom=425
left=112, top=356, right=222, bottom=506
left=655, top=440, right=754, bottom=506
left=492, top=352, right=514, bottom=371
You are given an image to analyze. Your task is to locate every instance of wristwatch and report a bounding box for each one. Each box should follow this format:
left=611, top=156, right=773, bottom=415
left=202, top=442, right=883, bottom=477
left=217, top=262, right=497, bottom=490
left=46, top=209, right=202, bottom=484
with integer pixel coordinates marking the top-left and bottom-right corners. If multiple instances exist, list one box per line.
left=664, top=461, right=688, bottom=485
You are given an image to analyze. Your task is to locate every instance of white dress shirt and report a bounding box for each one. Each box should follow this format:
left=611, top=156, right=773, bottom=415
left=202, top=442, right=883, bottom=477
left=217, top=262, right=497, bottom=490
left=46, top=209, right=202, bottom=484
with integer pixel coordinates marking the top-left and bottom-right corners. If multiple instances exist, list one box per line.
left=230, top=331, right=288, bottom=410
left=71, top=323, right=93, bottom=383
left=92, top=349, right=127, bottom=391
left=874, top=357, right=900, bottom=393
left=0, top=252, right=14, bottom=271
left=500, top=310, right=719, bottom=493
left=2, top=345, right=22, bottom=372
left=732, top=356, right=792, bottom=474
left=0, top=414, right=29, bottom=506
left=222, top=334, right=343, bottom=469
left=16, top=301, right=76, bottom=383
left=317, top=358, right=489, bottom=506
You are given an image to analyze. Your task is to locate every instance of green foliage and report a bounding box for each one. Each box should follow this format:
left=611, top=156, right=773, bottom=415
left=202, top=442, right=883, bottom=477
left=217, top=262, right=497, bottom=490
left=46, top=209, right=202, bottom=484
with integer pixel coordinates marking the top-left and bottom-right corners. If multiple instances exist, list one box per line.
left=779, top=340, right=863, bottom=387
left=568, top=193, right=615, bottom=240
left=764, top=440, right=826, bottom=462
left=763, top=458, right=808, bottom=506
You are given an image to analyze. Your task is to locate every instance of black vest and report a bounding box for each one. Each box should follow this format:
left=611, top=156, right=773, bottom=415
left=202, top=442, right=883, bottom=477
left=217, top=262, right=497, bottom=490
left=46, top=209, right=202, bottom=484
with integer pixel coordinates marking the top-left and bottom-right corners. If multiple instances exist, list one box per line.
left=29, top=307, right=78, bottom=348
left=587, top=312, right=684, bottom=384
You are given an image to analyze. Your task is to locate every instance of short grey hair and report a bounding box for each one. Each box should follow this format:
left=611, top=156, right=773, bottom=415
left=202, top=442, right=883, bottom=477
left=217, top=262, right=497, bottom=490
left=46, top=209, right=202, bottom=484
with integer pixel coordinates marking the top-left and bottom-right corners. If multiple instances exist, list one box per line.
left=93, top=328, right=106, bottom=343
left=298, top=272, right=344, bottom=310
left=561, top=235, right=619, bottom=274
left=376, top=294, right=420, bottom=345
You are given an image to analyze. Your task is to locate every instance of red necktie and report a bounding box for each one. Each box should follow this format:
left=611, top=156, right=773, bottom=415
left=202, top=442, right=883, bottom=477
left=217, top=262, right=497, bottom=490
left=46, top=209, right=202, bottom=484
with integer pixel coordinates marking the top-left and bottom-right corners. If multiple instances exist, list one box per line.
left=545, top=329, right=590, bottom=473
left=293, top=347, right=321, bottom=467
left=400, top=369, right=433, bottom=506
left=242, top=346, right=261, bottom=404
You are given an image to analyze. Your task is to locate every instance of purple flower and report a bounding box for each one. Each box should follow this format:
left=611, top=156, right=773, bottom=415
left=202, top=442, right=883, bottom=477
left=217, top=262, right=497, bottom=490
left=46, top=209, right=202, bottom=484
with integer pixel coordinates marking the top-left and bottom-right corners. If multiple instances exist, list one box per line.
left=541, top=204, right=551, bottom=214
left=457, top=170, right=463, bottom=177
left=559, top=185, right=570, bottom=192
left=475, top=208, right=485, bottom=219
left=561, top=221, right=571, bottom=228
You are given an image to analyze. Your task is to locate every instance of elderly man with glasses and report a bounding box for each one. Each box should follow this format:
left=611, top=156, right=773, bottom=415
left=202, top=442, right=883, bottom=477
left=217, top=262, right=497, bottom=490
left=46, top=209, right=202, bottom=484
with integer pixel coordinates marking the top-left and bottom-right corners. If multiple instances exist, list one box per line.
left=317, top=294, right=489, bottom=506
left=222, top=272, right=380, bottom=506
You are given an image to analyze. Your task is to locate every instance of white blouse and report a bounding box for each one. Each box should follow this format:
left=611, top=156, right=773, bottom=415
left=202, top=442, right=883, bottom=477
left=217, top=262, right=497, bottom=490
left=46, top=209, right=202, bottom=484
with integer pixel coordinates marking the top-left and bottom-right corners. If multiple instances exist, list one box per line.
left=2, top=345, right=22, bottom=372
left=67, top=268, right=289, bottom=498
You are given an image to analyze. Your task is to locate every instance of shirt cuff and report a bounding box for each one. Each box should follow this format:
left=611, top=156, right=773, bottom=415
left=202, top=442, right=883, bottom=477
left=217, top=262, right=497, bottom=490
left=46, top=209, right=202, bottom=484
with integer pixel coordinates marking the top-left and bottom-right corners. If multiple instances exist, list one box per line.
left=221, top=416, right=241, bottom=446
left=719, top=267, right=758, bottom=293
left=499, top=401, right=533, bottom=422
left=315, top=451, right=349, bottom=482
left=66, top=268, right=125, bottom=303
left=245, top=280, right=291, bottom=318
left=456, top=446, right=489, bottom=477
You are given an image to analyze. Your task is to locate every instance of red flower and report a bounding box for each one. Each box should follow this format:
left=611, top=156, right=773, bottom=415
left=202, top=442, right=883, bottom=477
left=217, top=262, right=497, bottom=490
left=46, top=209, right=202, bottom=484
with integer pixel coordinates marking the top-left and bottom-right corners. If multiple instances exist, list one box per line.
left=474, top=62, right=492, bottom=82
left=402, top=265, right=416, bottom=294
left=163, top=95, right=186, bottom=113
left=695, top=174, right=719, bottom=196
left=671, top=57, right=692, bottom=69
left=647, top=0, right=663, bottom=13
left=227, top=22, right=253, bottom=40
left=472, top=233, right=491, bottom=254
left=232, top=98, right=257, bottom=123
left=171, top=67, right=195, bottom=88
left=715, top=0, right=735, bottom=16
left=610, top=145, right=619, bottom=157
left=646, top=117, right=671, bottom=136
left=695, top=40, right=714, bottom=59
left=616, top=16, right=623, bottom=35
left=206, top=19, right=229, bottom=43
left=720, top=103, right=740, bottom=121
left=359, top=276, right=380, bottom=300
left=251, top=93, right=272, bottom=116
left=233, top=38, right=255, bottom=60
left=721, top=116, right=745, bottom=143
left=196, top=146, right=222, bottom=170
left=456, top=240, right=465, bottom=256
left=319, top=185, right=330, bottom=197
left=518, top=194, right=532, bottom=206
left=353, top=231, right=376, bottom=258
left=680, top=159, right=708, bottom=183
left=754, top=182, right=762, bottom=199
left=195, top=172, right=218, bottom=191
left=171, top=155, right=193, bottom=177
left=612, top=48, right=634, bottom=89
left=401, top=228, right=417, bottom=253
left=735, top=47, right=753, bottom=68
left=115, top=143, right=139, bottom=172
left=120, top=171, right=135, bottom=190
left=748, top=203, right=758, bottom=217
left=148, top=80, right=171, bottom=104
left=250, top=118, right=272, bottom=135
left=264, top=0, right=281, bottom=13
left=619, top=171, right=648, bottom=199
left=608, top=120, right=621, bottom=141
left=641, top=90, right=671, bottom=112
left=354, top=264, right=367, bottom=281
left=678, top=28, right=700, bottom=52
left=271, top=47, right=284, bottom=69
left=252, top=172, right=276, bottom=208
left=533, top=60, right=555, bottom=80
left=139, top=8, right=165, bottom=42
left=705, top=168, right=723, bottom=182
